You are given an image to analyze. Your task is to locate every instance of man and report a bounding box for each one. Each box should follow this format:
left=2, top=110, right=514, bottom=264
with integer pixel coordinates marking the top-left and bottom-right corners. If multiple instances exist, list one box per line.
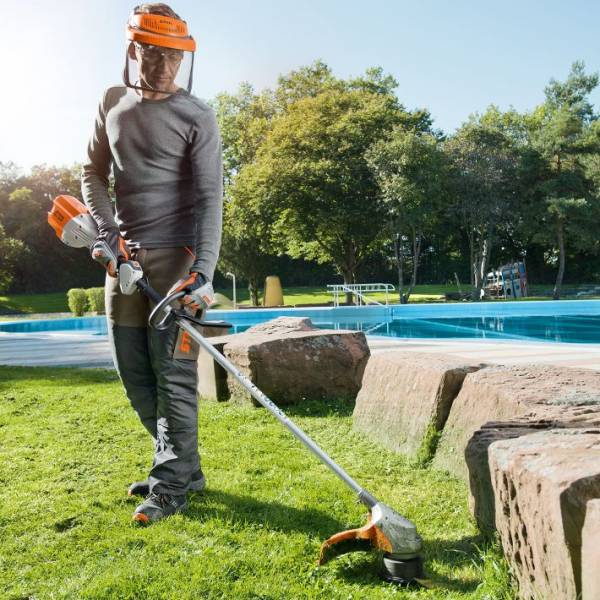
left=82, top=3, right=223, bottom=523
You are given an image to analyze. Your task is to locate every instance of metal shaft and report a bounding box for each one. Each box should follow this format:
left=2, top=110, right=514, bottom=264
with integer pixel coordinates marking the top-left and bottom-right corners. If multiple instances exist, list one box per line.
left=177, top=317, right=378, bottom=509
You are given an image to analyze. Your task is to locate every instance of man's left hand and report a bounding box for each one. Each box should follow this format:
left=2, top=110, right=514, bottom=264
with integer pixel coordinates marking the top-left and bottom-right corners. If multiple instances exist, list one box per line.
left=168, top=272, right=215, bottom=312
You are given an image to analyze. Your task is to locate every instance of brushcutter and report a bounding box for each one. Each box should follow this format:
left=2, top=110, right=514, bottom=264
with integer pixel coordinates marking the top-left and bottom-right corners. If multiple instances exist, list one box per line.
left=48, top=194, right=425, bottom=584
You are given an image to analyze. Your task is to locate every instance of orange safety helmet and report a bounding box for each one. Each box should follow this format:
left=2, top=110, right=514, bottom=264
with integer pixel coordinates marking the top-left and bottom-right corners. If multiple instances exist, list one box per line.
left=123, top=10, right=196, bottom=94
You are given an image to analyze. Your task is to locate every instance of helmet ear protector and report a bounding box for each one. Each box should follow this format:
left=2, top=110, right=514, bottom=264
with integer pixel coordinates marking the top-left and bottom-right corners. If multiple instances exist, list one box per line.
left=123, top=12, right=196, bottom=94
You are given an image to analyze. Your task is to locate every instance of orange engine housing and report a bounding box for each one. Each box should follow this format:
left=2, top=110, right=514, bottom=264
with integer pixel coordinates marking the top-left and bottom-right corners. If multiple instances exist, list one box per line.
left=48, top=195, right=98, bottom=249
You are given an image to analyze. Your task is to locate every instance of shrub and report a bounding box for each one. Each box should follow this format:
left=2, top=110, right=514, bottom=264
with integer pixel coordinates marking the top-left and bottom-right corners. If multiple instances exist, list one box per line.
left=67, top=288, right=88, bottom=317
left=86, top=287, right=105, bottom=314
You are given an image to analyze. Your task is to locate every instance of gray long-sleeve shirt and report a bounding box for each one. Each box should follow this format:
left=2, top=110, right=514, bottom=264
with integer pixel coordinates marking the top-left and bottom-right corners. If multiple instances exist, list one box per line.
left=81, top=85, right=223, bottom=280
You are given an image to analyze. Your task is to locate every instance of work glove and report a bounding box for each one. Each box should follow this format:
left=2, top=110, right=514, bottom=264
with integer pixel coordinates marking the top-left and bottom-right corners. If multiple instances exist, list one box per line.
left=91, top=228, right=129, bottom=278
left=167, top=271, right=215, bottom=313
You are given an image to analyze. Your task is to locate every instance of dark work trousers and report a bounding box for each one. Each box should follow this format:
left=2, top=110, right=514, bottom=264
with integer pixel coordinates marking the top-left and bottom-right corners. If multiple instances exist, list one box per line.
left=105, top=247, right=200, bottom=496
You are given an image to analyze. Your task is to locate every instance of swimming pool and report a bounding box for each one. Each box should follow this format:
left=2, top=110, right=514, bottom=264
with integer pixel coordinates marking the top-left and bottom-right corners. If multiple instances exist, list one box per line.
left=1, top=300, right=599, bottom=344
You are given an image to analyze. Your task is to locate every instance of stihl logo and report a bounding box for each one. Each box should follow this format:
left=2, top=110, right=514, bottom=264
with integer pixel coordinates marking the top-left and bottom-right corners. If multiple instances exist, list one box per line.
left=179, top=331, right=192, bottom=354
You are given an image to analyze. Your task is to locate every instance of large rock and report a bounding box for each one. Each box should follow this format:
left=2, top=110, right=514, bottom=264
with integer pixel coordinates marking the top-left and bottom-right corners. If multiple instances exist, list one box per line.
left=353, top=352, right=483, bottom=461
left=489, top=429, right=600, bottom=600
left=433, top=365, right=600, bottom=480
left=465, top=419, right=565, bottom=533
left=467, top=406, right=600, bottom=533
left=200, top=317, right=370, bottom=405
left=582, top=498, right=600, bottom=600
left=197, top=317, right=314, bottom=402
left=245, top=317, right=314, bottom=335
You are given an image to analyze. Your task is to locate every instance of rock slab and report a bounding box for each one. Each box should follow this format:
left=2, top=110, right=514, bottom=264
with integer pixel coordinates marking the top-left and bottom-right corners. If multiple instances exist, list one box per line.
left=582, top=498, right=600, bottom=600
left=465, top=412, right=600, bottom=533
left=197, top=317, right=315, bottom=402
left=489, top=429, right=600, bottom=600
left=465, top=421, right=551, bottom=533
left=434, top=364, right=600, bottom=480
left=199, top=317, right=370, bottom=405
left=353, top=352, right=483, bottom=461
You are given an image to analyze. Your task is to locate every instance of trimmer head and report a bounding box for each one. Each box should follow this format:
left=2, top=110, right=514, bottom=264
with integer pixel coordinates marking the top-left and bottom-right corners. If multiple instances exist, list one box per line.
left=380, top=554, right=424, bottom=585
left=319, top=502, right=423, bottom=583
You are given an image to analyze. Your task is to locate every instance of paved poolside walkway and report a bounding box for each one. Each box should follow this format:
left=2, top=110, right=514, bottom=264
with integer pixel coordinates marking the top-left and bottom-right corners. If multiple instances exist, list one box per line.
left=368, top=337, right=599, bottom=371
left=0, top=331, right=598, bottom=371
left=0, top=332, right=114, bottom=369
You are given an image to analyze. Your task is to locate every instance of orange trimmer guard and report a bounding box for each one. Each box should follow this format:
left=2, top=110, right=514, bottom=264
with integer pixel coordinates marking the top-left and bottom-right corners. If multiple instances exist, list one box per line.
left=318, top=512, right=392, bottom=565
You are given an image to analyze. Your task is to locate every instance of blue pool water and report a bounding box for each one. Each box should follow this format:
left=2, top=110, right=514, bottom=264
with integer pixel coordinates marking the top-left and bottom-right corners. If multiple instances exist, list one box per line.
left=310, top=315, right=600, bottom=344
left=1, top=300, right=599, bottom=344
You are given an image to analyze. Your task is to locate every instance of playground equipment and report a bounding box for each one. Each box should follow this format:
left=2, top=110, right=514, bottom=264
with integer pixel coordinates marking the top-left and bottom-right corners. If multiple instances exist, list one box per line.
left=485, top=261, right=528, bottom=299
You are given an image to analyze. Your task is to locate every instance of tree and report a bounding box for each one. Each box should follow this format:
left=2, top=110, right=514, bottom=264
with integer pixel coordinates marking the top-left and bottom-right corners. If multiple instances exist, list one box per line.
left=212, top=66, right=338, bottom=302
left=212, top=83, right=278, bottom=186
left=2, top=187, right=40, bottom=240
left=445, top=123, right=519, bottom=300
left=212, top=63, right=416, bottom=303
left=0, top=224, right=26, bottom=293
left=244, top=86, right=405, bottom=301
left=274, top=60, right=339, bottom=108
left=0, top=164, right=103, bottom=293
left=367, top=128, right=447, bottom=302
left=528, top=62, right=600, bottom=299
left=217, top=194, right=279, bottom=306
left=211, top=84, right=281, bottom=302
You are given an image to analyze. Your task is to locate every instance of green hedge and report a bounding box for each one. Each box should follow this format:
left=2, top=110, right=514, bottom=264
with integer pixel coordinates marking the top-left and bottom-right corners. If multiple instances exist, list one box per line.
left=86, top=287, right=105, bottom=314
left=67, top=287, right=105, bottom=316
left=67, top=288, right=88, bottom=317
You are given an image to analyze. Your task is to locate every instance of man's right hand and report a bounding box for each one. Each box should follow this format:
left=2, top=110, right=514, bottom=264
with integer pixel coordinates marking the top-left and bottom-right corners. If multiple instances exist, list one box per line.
left=91, top=229, right=129, bottom=277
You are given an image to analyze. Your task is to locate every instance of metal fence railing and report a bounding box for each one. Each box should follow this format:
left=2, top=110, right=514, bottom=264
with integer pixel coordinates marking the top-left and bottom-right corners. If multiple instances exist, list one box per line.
left=327, top=283, right=395, bottom=307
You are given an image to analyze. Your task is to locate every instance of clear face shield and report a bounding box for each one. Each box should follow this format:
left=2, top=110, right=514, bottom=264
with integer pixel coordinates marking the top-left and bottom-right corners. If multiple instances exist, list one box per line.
left=124, top=41, right=194, bottom=94
left=124, top=12, right=196, bottom=95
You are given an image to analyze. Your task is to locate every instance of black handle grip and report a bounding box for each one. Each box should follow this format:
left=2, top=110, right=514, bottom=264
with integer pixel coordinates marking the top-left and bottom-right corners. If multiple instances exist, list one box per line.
left=136, top=278, right=163, bottom=304
left=136, top=278, right=181, bottom=330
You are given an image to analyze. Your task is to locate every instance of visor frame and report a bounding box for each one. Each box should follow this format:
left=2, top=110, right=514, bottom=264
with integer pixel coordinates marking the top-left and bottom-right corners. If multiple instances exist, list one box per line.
left=123, top=45, right=195, bottom=94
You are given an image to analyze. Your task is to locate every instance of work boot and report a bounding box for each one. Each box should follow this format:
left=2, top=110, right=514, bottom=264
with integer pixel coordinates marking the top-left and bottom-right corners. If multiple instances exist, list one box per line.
left=127, top=470, right=206, bottom=497
left=132, top=492, right=187, bottom=524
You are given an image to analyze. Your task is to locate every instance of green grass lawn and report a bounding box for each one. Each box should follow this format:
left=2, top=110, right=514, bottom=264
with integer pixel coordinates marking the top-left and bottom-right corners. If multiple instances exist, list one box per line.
left=0, top=292, right=69, bottom=315
left=0, top=367, right=514, bottom=599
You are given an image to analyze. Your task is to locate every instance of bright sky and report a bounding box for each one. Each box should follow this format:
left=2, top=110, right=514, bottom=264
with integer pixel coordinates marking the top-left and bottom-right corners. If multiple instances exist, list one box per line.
left=2, top=0, right=599, bottom=170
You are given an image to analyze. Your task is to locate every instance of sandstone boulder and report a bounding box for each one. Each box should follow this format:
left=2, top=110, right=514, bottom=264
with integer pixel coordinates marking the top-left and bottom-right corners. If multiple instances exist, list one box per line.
left=433, top=365, right=600, bottom=479
left=489, top=429, right=600, bottom=600
left=245, top=316, right=315, bottom=334
left=196, top=317, right=317, bottom=402
left=353, top=352, right=483, bottom=461
left=465, top=420, right=562, bottom=533
left=582, top=498, right=600, bottom=600
left=199, top=317, right=370, bottom=405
